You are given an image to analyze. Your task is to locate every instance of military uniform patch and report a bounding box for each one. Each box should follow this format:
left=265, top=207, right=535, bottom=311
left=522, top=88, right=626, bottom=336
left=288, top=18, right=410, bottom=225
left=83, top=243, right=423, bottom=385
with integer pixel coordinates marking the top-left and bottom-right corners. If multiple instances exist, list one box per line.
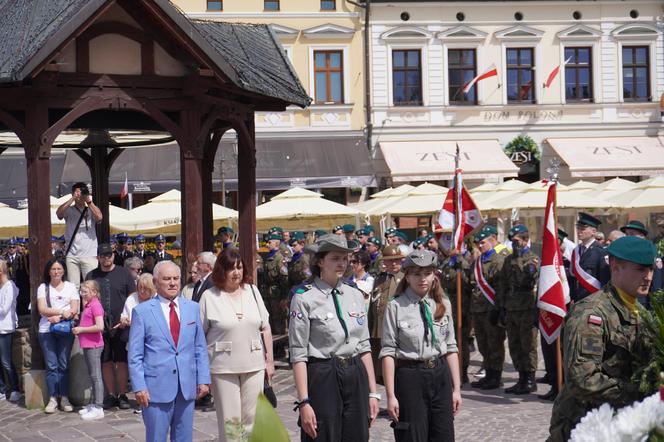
left=580, top=335, right=603, bottom=356
left=348, top=311, right=366, bottom=325
left=587, top=314, right=602, bottom=326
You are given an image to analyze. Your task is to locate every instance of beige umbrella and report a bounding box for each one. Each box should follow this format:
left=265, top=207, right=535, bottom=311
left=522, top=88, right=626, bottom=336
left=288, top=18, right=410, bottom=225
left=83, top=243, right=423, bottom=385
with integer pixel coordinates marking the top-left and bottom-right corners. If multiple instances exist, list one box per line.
left=0, top=203, right=29, bottom=237
left=565, top=180, right=597, bottom=191
left=491, top=181, right=610, bottom=210
left=474, top=179, right=529, bottom=211
left=377, top=182, right=449, bottom=216
left=583, top=178, right=637, bottom=206
left=112, top=189, right=237, bottom=234
left=608, top=176, right=664, bottom=209
left=256, top=187, right=362, bottom=231
left=354, top=184, right=415, bottom=215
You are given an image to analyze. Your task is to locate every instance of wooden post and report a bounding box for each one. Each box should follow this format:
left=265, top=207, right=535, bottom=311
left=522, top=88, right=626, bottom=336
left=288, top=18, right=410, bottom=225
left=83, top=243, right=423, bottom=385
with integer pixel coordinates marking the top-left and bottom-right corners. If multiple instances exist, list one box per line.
left=202, top=129, right=223, bottom=251
left=23, top=106, right=52, bottom=371
left=236, top=116, right=256, bottom=281
left=556, top=337, right=563, bottom=392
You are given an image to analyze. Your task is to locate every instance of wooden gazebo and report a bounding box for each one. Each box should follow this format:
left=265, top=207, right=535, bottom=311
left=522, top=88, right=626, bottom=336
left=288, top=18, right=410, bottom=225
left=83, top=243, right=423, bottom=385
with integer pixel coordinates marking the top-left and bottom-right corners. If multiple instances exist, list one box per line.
left=0, top=0, right=309, bottom=367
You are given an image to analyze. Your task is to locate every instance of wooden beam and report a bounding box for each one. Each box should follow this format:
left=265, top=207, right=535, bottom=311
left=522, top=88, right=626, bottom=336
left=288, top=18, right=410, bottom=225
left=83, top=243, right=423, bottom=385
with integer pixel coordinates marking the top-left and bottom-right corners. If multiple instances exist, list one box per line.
left=202, top=129, right=224, bottom=251
left=236, top=115, right=256, bottom=281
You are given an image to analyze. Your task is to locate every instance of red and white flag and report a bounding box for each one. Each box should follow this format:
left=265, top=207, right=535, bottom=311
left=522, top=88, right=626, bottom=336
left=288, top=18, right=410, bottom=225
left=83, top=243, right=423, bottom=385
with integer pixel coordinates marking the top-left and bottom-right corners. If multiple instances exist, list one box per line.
left=570, top=247, right=602, bottom=294
left=537, top=183, right=570, bottom=344
left=438, top=169, right=482, bottom=251
left=463, top=63, right=498, bottom=94
left=120, top=172, right=128, bottom=200
left=544, top=56, right=573, bottom=88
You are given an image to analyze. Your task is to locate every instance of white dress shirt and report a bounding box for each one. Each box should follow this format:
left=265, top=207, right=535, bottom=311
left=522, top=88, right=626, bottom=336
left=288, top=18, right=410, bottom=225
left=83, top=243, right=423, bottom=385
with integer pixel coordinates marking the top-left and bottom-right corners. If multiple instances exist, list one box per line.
left=157, top=294, right=180, bottom=327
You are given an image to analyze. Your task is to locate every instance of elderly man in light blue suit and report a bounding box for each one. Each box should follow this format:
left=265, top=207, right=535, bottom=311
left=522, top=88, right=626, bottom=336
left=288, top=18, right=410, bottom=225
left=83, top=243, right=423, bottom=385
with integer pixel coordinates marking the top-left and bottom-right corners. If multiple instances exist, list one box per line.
left=129, top=261, right=211, bottom=442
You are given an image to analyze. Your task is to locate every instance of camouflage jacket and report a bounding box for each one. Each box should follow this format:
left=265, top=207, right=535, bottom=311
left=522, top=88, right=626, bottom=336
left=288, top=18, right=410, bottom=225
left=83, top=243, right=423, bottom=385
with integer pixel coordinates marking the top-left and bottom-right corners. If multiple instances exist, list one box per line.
left=499, top=248, right=540, bottom=311
left=368, top=271, right=403, bottom=338
left=438, top=253, right=473, bottom=318
left=259, top=250, right=289, bottom=300
left=368, top=253, right=382, bottom=277
left=288, top=252, right=311, bottom=290
left=471, top=249, right=506, bottom=314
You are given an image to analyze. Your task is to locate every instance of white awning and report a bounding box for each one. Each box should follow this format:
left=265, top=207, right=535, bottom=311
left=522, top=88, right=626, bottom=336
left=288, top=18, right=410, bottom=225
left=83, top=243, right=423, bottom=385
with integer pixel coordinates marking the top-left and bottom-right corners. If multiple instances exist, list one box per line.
left=379, top=140, right=519, bottom=182
left=546, top=136, right=664, bottom=177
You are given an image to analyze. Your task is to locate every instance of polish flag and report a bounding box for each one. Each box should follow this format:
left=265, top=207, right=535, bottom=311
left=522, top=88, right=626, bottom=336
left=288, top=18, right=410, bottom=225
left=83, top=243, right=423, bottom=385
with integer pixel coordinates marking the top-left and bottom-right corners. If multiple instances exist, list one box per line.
left=544, top=56, right=573, bottom=88
left=120, top=172, right=128, bottom=200
left=438, top=169, right=482, bottom=251
left=537, top=183, right=570, bottom=344
left=463, top=63, right=498, bottom=94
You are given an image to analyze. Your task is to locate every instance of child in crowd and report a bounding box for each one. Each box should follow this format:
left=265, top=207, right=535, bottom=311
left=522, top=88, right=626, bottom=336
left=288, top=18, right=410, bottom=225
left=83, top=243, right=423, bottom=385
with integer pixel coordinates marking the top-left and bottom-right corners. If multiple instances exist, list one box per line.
left=73, top=280, right=105, bottom=420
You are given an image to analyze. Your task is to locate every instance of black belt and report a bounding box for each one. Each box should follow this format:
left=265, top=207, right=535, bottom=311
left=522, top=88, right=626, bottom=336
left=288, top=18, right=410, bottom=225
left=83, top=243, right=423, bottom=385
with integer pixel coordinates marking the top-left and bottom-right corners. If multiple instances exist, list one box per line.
left=395, top=357, right=443, bottom=370
left=308, top=355, right=358, bottom=369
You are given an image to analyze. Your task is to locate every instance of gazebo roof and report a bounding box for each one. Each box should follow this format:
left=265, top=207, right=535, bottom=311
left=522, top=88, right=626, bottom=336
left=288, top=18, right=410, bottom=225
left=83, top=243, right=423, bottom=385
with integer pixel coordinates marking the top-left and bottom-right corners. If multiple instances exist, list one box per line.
left=0, top=0, right=311, bottom=108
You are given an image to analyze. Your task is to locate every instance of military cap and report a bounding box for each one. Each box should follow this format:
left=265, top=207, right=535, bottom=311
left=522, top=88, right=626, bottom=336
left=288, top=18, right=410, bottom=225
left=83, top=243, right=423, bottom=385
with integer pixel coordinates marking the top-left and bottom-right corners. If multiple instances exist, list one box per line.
left=110, top=236, right=117, bottom=244
left=557, top=229, right=568, bottom=242
left=7, top=239, right=16, bottom=246
left=17, top=238, right=26, bottom=244
left=314, top=229, right=327, bottom=238
left=620, top=220, right=648, bottom=236
left=356, top=228, right=369, bottom=237
left=509, top=224, right=528, bottom=238
left=332, top=225, right=344, bottom=233
left=413, top=237, right=426, bottom=247
left=607, top=236, right=656, bottom=266
left=367, top=237, right=382, bottom=248
left=403, top=250, right=438, bottom=269
left=266, top=233, right=282, bottom=241
left=97, top=243, right=113, bottom=256
left=481, top=225, right=498, bottom=236
left=577, top=212, right=601, bottom=228
left=125, top=237, right=133, bottom=245
left=154, top=234, right=166, bottom=242
left=381, top=244, right=404, bottom=260
left=268, top=226, right=284, bottom=233
left=395, top=231, right=409, bottom=242
left=342, top=224, right=355, bottom=233
left=291, top=231, right=306, bottom=241
left=384, top=227, right=397, bottom=237
left=117, top=233, right=129, bottom=244
left=305, top=234, right=358, bottom=254
left=57, top=236, right=66, bottom=244
left=288, top=238, right=303, bottom=246
left=216, top=226, right=234, bottom=235
left=134, top=234, right=146, bottom=243
left=51, top=235, right=58, bottom=242
left=475, top=231, right=490, bottom=242
left=364, top=225, right=375, bottom=233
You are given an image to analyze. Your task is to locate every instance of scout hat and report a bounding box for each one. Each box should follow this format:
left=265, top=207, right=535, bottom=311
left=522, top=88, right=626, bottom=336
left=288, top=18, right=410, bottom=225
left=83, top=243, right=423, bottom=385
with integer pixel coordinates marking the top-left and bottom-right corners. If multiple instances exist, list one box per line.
left=381, top=244, right=404, bottom=260
left=367, top=237, right=382, bottom=248
left=509, top=224, right=528, bottom=238
left=305, top=234, right=358, bottom=254
left=577, top=212, right=601, bottom=228
left=482, top=225, right=498, bottom=236
left=620, top=220, right=648, bottom=236
left=557, top=229, right=568, bottom=242
left=314, top=229, right=327, bottom=238
left=606, top=236, right=656, bottom=266
left=402, top=250, right=438, bottom=269
left=342, top=224, right=355, bottom=233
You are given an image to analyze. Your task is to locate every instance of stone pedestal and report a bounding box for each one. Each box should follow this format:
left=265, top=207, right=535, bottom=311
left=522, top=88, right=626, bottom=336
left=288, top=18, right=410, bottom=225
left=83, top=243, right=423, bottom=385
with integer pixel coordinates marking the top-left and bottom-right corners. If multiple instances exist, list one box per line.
left=24, top=370, right=48, bottom=410
left=68, top=338, right=92, bottom=406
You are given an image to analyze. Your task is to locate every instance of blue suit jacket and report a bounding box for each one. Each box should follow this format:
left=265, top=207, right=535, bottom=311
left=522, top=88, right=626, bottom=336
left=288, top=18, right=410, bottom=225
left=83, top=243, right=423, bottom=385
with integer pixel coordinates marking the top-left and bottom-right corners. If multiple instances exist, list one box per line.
left=128, top=296, right=211, bottom=403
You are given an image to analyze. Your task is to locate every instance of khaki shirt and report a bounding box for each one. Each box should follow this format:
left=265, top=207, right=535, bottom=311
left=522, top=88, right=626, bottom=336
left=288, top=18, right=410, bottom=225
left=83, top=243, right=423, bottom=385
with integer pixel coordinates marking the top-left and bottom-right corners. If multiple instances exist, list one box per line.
left=368, top=271, right=403, bottom=338
left=379, top=288, right=458, bottom=361
left=288, top=277, right=371, bottom=363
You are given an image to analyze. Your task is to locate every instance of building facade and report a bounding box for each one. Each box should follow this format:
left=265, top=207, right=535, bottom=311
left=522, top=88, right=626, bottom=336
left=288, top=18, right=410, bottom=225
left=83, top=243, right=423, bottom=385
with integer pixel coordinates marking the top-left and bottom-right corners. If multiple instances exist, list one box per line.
left=370, top=0, right=664, bottom=185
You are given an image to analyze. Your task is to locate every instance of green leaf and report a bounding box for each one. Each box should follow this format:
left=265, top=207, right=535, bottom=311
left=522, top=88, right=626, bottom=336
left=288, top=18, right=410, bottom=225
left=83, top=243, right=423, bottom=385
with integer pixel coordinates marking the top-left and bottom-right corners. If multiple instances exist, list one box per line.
left=250, top=394, right=290, bottom=442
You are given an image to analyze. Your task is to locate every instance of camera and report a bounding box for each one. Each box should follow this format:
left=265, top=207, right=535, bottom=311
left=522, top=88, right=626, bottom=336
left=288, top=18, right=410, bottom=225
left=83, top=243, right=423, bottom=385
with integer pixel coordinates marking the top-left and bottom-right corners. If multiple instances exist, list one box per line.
left=80, top=186, right=90, bottom=196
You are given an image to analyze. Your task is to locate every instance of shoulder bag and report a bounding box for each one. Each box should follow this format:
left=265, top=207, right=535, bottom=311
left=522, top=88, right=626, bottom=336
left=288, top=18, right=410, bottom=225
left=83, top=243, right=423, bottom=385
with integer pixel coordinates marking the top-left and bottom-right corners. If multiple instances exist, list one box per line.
left=250, top=285, right=277, bottom=408
left=46, top=284, right=73, bottom=335
left=65, top=206, right=89, bottom=257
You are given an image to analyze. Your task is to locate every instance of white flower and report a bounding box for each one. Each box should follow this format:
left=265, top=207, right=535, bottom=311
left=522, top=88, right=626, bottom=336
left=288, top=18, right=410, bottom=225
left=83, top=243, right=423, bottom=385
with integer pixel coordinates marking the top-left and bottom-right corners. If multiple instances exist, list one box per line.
left=570, top=403, right=617, bottom=442
left=613, top=394, right=664, bottom=442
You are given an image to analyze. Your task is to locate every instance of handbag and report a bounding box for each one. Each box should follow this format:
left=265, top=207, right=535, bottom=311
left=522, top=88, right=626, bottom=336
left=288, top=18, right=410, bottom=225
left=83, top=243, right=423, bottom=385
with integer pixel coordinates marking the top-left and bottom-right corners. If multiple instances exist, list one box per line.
left=250, top=285, right=277, bottom=408
left=45, top=284, right=73, bottom=336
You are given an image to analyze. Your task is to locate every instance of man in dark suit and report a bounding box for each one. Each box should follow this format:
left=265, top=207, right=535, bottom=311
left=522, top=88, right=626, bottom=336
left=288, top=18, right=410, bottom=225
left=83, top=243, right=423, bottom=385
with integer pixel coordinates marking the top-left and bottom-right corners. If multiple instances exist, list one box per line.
left=114, top=233, right=134, bottom=267
left=191, top=251, right=216, bottom=303
left=153, top=234, right=173, bottom=262
left=3, top=238, right=30, bottom=315
left=133, top=235, right=152, bottom=261
left=569, top=212, right=610, bottom=302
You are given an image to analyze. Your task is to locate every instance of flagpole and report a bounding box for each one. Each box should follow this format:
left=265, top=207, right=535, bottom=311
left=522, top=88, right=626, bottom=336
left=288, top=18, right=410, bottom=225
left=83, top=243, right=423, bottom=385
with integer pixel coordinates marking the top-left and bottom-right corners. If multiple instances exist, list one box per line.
left=550, top=166, right=564, bottom=393
left=454, top=143, right=463, bottom=373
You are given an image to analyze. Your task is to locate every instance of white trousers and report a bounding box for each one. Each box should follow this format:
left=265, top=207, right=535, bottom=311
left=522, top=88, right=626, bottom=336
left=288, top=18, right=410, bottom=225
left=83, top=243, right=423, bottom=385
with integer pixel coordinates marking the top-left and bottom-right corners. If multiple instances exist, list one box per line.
left=210, top=369, right=265, bottom=442
left=66, top=256, right=98, bottom=289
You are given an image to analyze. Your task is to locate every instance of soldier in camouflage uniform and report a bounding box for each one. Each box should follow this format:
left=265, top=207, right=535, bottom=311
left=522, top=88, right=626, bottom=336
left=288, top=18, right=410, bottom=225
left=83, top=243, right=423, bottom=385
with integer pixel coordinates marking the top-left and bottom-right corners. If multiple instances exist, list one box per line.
left=287, top=236, right=310, bottom=290
left=259, top=233, right=290, bottom=335
left=366, top=237, right=383, bottom=277
left=499, top=225, right=540, bottom=395
left=367, top=244, right=404, bottom=384
left=470, top=228, right=508, bottom=390
left=437, top=230, right=473, bottom=384
left=548, top=236, right=656, bottom=442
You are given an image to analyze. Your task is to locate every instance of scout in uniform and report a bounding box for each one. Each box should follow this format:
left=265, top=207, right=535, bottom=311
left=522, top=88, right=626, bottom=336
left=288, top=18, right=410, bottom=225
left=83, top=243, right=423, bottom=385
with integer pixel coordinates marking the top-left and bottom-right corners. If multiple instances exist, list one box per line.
left=366, top=237, right=383, bottom=277
left=620, top=220, right=648, bottom=238
left=547, top=236, right=656, bottom=442
left=470, top=230, right=507, bottom=390
left=314, top=230, right=327, bottom=240
left=259, top=233, right=290, bottom=335
left=332, top=225, right=344, bottom=236
left=342, top=224, right=356, bottom=242
left=437, top=230, right=473, bottom=384
left=356, top=228, right=370, bottom=251
left=368, top=245, right=404, bottom=385
left=380, top=250, right=461, bottom=442
left=569, top=212, right=610, bottom=302
left=499, top=225, right=540, bottom=395
left=289, top=234, right=379, bottom=442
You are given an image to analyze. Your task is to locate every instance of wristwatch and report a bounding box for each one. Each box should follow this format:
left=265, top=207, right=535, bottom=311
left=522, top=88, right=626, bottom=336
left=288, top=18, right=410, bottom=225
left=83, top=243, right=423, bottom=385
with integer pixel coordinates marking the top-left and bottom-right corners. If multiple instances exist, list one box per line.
left=369, top=392, right=381, bottom=401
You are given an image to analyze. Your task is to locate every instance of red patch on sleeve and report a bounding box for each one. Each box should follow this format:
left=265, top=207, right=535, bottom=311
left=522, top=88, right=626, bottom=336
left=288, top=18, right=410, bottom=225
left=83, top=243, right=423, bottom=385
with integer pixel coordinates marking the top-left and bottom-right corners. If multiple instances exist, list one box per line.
left=587, top=314, right=602, bottom=326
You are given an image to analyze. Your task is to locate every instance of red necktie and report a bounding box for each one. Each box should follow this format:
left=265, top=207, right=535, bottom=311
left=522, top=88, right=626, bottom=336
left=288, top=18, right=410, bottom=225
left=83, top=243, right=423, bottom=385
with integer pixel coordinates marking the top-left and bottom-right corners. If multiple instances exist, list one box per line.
left=169, top=301, right=180, bottom=347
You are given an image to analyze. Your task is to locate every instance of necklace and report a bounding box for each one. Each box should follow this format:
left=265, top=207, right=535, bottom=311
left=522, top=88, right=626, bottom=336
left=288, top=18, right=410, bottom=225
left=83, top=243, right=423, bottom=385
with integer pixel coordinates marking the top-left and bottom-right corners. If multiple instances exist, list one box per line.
left=225, top=290, right=244, bottom=320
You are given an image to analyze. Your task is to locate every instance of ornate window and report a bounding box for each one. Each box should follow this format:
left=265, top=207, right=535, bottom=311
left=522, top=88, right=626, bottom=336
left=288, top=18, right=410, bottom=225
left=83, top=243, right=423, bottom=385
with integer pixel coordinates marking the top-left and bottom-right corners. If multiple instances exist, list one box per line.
left=448, top=49, right=476, bottom=105
left=314, top=50, right=344, bottom=104
left=506, top=48, right=535, bottom=103
left=622, top=46, right=650, bottom=101
left=392, top=50, right=422, bottom=106
left=564, top=47, right=592, bottom=101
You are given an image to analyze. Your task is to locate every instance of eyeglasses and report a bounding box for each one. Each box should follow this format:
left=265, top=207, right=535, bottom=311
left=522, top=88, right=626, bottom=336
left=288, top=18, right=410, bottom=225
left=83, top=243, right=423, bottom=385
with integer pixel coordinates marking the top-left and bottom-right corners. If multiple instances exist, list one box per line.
left=130, top=267, right=142, bottom=273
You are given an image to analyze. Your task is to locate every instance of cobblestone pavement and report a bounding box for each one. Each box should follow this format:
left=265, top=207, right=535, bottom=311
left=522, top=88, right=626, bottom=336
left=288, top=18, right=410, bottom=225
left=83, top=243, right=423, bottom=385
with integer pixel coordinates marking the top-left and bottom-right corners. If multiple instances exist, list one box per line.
left=0, top=345, right=553, bottom=441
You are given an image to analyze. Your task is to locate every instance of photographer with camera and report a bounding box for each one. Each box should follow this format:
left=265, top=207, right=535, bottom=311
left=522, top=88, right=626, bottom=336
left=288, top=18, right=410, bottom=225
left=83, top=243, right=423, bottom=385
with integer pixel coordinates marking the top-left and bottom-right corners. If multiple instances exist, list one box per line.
left=56, top=182, right=103, bottom=289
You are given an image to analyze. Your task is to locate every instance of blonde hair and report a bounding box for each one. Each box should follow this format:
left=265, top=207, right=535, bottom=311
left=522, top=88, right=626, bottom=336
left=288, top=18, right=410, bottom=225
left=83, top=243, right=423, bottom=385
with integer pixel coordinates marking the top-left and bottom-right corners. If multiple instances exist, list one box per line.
left=0, top=259, right=7, bottom=276
left=80, top=280, right=100, bottom=298
left=137, top=273, right=156, bottom=296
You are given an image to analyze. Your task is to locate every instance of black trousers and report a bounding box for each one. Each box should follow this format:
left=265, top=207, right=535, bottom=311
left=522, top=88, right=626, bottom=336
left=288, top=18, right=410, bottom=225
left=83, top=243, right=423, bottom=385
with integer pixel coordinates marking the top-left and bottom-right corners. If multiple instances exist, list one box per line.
left=541, top=334, right=557, bottom=385
left=302, top=356, right=370, bottom=442
left=394, top=357, right=455, bottom=442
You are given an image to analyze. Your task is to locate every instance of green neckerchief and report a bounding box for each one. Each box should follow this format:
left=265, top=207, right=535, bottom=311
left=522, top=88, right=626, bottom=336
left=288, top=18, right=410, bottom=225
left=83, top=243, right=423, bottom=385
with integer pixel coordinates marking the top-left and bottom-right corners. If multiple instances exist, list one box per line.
left=331, top=288, right=349, bottom=344
left=419, top=298, right=436, bottom=347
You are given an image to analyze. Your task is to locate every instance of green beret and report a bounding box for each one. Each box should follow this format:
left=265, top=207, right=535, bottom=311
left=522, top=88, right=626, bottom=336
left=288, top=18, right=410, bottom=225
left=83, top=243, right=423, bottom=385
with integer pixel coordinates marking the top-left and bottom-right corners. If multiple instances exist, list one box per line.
left=367, top=237, right=382, bottom=247
left=333, top=225, right=344, bottom=233
left=557, top=229, right=568, bottom=242
left=384, top=227, right=397, bottom=237
left=291, top=231, right=306, bottom=240
left=607, top=236, right=656, bottom=266
left=268, top=226, right=284, bottom=233
left=356, top=228, right=369, bottom=237
left=509, top=224, right=528, bottom=238
left=364, top=225, right=375, bottom=232
left=266, top=233, right=282, bottom=241
left=216, top=226, right=234, bottom=235
left=395, top=231, right=408, bottom=242
left=482, top=225, right=498, bottom=235
left=315, top=229, right=327, bottom=237
left=475, top=231, right=490, bottom=242
left=577, top=212, right=601, bottom=228
left=620, top=220, right=648, bottom=236
left=342, top=224, right=355, bottom=233
left=413, top=237, right=426, bottom=247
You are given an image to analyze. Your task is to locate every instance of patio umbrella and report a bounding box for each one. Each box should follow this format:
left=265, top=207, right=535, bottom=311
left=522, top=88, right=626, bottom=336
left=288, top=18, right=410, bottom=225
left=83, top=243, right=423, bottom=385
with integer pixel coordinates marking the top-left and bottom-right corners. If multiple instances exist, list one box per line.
left=583, top=178, right=637, bottom=207
left=474, top=179, right=529, bottom=211
left=608, top=176, right=664, bottom=209
left=565, top=180, right=597, bottom=191
left=256, top=187, right=362, bottom=231
left=377, top=182, right=449, bottom=216
left=0, top=203, right=29, bottom=237
left=354, top=184, right=415, bottom=215
left=491, top=181, right=610, bottom=210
